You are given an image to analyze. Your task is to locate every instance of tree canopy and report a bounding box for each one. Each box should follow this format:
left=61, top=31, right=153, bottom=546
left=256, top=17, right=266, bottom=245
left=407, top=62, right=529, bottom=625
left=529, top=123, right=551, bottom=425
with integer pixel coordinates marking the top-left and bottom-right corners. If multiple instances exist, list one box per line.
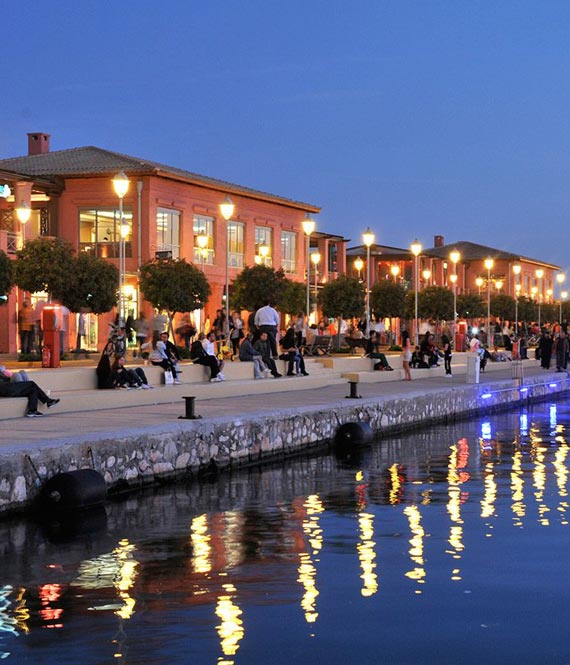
left=278, top=279, right=307, bottom=316
left=490, top=294, right=516, bottom=320
left=231, top=264, right=287, bottom=311
left=370, top=280, right=406, bottom=319
left=14, top=237, right=75, bottom=297
left=318, top=274, right=364, bottom=320
left=139, top=258, right=211, bottom=325
left=60, top=252, right=119, bottom=314
left=0, top=250, right=13, bottom=305
left=405, top=286, right=453, bottom=321
left=457, top=293, right=486, bottom=319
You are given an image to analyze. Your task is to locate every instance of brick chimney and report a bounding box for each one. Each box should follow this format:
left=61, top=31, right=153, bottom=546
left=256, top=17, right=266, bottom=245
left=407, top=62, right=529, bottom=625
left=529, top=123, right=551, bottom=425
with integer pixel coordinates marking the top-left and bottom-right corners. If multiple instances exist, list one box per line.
left=434, top=235, right=444, bottom=247
left=27, top=132, right=51, bottom=156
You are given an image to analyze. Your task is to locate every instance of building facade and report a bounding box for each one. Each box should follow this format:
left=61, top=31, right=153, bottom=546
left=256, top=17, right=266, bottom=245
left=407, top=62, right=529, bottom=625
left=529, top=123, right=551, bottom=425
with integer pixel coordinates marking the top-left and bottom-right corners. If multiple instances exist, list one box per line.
left=0, top=133, right=347, bottom=354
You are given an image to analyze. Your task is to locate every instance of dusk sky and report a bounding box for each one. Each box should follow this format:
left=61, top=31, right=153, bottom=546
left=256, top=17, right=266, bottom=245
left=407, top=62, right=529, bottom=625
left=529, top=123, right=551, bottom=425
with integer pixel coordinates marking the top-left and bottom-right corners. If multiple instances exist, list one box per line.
left=3, top=2, right=570, bottom=274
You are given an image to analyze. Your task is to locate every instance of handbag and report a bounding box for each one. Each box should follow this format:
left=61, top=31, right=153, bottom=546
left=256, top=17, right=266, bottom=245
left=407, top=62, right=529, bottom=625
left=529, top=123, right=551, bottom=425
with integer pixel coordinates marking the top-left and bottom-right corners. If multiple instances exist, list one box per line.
left=164, top=369, right=174, bottom=385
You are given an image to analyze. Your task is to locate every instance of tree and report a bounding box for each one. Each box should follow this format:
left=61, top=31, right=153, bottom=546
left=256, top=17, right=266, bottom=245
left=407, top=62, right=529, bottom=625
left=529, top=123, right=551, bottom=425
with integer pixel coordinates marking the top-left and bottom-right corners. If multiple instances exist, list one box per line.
left=139, top=258, right=211, bottom=332
left=490, top=294, right=515, bottom=320
left=457, top=293, right=486, bottom=319
left=370, top=281, right=406, bottom=319
left=516, top=296, right=536, bottom=323
left=319, top=275, right=365, bottom=347
left=14, top=237, right=75, bottom=297
left=0, top=250, right=13, bottom=304
left=231, top=264, right=286, bottom=311
left=278, top=278, right=306, bottom=316
left=417, top=286, right=453, bottom=321
left=59, top=252, right=119, bottom=314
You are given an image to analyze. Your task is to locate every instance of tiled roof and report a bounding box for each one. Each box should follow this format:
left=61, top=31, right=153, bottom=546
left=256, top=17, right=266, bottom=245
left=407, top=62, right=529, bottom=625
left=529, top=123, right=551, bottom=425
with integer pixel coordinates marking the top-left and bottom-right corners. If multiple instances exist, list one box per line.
left=426, top=240, right=560, bottom=270
left=0, top=146, right=319, bottom=211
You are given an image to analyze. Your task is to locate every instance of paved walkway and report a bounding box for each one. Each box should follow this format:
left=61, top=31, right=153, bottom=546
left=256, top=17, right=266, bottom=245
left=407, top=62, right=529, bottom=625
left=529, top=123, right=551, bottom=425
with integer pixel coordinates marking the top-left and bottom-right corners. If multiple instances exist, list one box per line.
left=0, top=362, right=555, bottom=452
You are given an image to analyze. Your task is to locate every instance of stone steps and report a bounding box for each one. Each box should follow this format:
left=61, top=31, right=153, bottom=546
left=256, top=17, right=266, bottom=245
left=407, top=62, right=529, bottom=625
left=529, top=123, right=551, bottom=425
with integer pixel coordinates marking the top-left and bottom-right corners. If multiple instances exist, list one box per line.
left=0, top=357, right=345, bottom=420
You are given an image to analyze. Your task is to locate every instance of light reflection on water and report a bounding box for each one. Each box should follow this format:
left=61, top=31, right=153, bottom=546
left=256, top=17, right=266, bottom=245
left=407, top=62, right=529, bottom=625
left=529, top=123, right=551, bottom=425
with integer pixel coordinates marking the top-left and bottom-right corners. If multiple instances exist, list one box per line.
left=2, top=400, right=570, bottom=663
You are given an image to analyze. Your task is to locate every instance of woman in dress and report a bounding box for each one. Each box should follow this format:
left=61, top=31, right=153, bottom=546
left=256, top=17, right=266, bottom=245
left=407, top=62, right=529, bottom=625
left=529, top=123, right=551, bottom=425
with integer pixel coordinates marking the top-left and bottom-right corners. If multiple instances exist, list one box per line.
left=401, top=330, right=412, bottom=381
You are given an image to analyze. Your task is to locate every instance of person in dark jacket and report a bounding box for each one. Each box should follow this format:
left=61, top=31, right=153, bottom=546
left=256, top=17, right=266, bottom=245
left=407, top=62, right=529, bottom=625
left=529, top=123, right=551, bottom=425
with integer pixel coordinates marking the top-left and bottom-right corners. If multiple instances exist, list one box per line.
left=239, top=333, right=269, bottom=379
left=0, top=371, right=60, bottom=417
left=280, top=325, right=309, bottom=376
left=190, top=334, right=223, bottom=382
left=365, top=331, right=393, bottom=370
left=253, top=332, right=282, bottom=377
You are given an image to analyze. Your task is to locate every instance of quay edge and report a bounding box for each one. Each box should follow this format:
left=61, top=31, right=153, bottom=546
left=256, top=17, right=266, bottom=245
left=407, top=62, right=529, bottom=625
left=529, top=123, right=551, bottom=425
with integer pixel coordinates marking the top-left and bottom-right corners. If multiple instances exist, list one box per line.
left=0, top=371, right=568, bottom=517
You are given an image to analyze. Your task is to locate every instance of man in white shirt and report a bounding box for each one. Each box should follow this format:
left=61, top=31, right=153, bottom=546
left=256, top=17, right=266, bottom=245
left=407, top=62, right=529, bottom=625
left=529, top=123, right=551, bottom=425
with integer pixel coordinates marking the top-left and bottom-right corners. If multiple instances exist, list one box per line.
left=203, top=331, right=225, bottom=379
left=254, top=302, right=280, bottom=358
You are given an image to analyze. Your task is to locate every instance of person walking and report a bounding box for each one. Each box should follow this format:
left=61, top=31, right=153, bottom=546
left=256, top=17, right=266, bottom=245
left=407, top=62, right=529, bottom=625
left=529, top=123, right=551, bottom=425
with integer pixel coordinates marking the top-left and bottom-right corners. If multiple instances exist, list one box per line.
left=254, top=301, right=280, bottom=359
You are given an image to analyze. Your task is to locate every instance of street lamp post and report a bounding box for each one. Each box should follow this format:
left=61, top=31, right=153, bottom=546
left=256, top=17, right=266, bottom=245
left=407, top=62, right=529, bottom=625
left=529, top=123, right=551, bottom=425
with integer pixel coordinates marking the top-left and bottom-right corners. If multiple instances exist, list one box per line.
left=411, top=240, right=422, bottom=346
left=219, top=195, right=235, bottom=340
left=449, top=249, right=460, bottom=336
left=259, top=244, right=270, bottom=266
left=561, top=291, right=568, bottom=324
left=484, top=258, right=494, bottom=347
left=390, top=264, right=400, bottom=283
left=535, top=268, right=544, bottom=329
left=311, top=252, right=321, bottom=312
left=475, top=276, right=483, bottom=295
left=362, top=228, right=375, bottom=334
left=557, top=273, right=566, bottom=323
left=112, top=172, right=130, bottom=326
left=512, top=264, right=521, bottom=336
left=449, top=273, right=458, bottom=333
left=15, top=201, right=31, bottom=244
left=422, top=268, right=431, bottom=286
left=196, top=232, right=209, bottom=332
left=302, top=215, right=316, bottom=320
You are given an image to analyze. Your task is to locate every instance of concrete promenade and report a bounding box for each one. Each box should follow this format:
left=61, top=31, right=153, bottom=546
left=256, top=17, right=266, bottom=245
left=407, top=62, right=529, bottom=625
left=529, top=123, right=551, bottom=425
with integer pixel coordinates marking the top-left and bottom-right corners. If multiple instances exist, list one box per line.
left=0, top=361, right=562, bottom=451
left=0, top=358, right=568, bottom=515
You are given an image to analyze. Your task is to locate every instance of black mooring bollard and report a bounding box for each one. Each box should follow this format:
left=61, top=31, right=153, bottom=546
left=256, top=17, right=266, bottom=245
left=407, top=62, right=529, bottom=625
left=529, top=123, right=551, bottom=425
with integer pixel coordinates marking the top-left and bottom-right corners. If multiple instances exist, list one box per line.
left=346, top=381, right=361, bottom=399
left=179, top=395, right=202, bottom=419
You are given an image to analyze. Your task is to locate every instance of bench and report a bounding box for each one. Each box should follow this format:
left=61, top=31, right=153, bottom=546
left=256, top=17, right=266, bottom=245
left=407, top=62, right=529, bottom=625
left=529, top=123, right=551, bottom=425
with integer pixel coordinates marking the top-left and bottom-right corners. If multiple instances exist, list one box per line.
left=346, top=337, right=367, bottom=354
left=302, top=335, right=332, bottom=356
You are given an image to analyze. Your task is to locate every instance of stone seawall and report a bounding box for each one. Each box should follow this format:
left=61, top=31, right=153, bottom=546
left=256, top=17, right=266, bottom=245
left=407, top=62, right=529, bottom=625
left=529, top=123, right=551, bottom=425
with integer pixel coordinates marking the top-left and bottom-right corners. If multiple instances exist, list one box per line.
left=1, top=373, right=568, bottom=515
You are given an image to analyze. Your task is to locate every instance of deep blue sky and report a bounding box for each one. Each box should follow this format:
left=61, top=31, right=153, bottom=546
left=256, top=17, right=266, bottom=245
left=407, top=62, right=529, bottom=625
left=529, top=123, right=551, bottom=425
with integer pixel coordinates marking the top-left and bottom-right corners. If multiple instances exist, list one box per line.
left=2, top=1, right=570, bottom=272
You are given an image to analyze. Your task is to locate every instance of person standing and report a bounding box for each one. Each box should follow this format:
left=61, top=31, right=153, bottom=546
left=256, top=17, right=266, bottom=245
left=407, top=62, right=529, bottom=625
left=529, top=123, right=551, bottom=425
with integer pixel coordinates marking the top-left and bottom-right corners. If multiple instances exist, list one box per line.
left=555, top=331, right=569, bottom=372
left=401, top=330, right=412, bottom=381
left=18, top=300, right=34, bottom=354
left=254, top=301, right=280, bottom=359
left=442, top=334, right=452, bottom=377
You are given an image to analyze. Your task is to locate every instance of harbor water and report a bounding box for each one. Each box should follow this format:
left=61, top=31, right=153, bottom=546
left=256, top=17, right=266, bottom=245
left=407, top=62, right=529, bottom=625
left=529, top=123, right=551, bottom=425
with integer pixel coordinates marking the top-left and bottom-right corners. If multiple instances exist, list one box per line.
left=2, top=397, right=570, bottom=664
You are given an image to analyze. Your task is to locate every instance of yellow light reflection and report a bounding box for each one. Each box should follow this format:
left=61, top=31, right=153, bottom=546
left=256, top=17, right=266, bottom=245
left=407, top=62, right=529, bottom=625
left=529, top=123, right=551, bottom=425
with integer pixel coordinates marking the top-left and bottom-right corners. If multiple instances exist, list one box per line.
left=297, top=494, right=324, bottom=623
left=113, top=539, right=139, bottom=620
left=510, top=449, right=526, bottom=527
left=215, top=583, right=244, bottom=661
left=404, top=506, right=426, bottom=591
left=191, top=514, right=212, bottom=574
left=480, top=462, right=497, bottom=525
left=357, top=512, right=378, bottom=597
left=531, top=439, right=550, bottom=527
left=446, top=442, right=465, bottom=578
left=388, top=464, right=402, bottom=505
left=553, top=443, right=570, bottom=524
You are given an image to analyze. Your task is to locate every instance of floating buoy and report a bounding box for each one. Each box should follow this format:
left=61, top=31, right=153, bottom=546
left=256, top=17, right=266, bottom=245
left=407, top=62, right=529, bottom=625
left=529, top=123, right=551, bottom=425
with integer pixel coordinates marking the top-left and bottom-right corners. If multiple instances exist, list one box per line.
left=335, top=422, right=374, bottom=447
left=38, top=469, right=107, bottom=511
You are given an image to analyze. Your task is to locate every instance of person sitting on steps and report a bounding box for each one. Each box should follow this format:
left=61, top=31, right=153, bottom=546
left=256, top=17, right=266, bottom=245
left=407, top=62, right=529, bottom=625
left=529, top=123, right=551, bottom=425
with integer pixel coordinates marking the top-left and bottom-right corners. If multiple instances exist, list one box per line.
left=191, top=333, right=224, bottom=382
left=280, top=324, right=309, bottom=376
left=0, top=369, right=60, bottom=417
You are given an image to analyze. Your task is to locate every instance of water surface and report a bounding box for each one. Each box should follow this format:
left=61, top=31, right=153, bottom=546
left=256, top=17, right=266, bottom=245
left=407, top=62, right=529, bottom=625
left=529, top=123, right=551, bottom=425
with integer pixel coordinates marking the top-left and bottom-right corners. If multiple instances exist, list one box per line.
left=2, top=400, right=570, bottom=664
